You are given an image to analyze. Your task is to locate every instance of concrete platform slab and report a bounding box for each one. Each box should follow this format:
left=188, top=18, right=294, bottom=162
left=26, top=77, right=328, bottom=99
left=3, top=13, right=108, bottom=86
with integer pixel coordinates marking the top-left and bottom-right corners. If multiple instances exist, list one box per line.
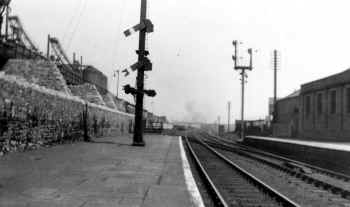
left=245, top=136, right=350, bottom=175
left=0, top=135, right=202, bottom=207
left=247, top=136, right=350, bottom=152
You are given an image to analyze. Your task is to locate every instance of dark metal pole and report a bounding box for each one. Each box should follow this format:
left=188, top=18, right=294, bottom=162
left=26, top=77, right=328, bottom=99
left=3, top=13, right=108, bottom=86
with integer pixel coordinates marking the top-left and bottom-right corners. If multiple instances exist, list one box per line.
left=273, top=50, right=277, bottom=122
left=46, top=34, right=50, bottom=59
left=116, top=70, right=120, bottom=99
left=4, top=4, right=8, bottom=40
left=227, top=101, right=231, bottom=132
left=73, top=52, right=76, bottom=63
left=241, top=69, right=245, bottom=140
left=133, top=0, right=147, bottom=146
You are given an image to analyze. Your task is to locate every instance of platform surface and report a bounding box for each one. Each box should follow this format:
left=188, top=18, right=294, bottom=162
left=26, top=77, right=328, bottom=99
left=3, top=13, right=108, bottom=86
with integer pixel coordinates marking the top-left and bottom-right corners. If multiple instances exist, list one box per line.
left=247, top=136, right=350, bottom=152
left=0, top=135, right=198, bottom=207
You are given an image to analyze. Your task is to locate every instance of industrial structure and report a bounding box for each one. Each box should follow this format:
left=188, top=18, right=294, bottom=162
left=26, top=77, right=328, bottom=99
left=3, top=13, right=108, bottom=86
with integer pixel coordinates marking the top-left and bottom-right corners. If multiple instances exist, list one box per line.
left=0, top=1, right=167, bottom=140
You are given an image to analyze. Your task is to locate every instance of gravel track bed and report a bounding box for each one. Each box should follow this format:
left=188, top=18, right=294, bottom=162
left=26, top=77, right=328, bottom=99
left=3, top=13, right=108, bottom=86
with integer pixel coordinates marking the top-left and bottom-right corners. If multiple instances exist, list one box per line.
left=190, top=140, right=283, bottom=207
left=183, top=138, right=215, bottom=207
left=217, top=148, right=350, bottom=207
left=238, top=148, right=350, bottom=193
left=203, top=132, right=350, bottom=195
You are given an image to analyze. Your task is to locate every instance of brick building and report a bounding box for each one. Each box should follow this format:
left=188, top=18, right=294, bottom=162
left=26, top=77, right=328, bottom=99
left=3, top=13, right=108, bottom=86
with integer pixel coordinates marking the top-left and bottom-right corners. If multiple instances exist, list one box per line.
left=299, top=68, right=350, bottom=140
left=273, top=68, right=350, bottom=141
left=272, top=90, right=300, bottom=137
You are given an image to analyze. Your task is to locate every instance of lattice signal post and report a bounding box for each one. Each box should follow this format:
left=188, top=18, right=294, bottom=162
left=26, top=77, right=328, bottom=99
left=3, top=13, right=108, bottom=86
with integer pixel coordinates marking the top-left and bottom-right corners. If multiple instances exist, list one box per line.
left=232, top=40, right=254, bottom=140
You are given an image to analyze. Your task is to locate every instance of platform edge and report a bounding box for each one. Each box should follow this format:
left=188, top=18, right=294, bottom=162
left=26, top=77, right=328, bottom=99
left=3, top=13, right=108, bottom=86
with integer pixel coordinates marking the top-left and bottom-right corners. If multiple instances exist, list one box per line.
left=179, top=136, right=205, bottom=207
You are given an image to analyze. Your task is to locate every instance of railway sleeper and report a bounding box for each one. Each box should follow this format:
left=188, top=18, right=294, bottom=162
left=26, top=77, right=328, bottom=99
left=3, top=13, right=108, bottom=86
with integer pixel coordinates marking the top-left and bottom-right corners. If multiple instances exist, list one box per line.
left=206, top=140, right=350, bottom=200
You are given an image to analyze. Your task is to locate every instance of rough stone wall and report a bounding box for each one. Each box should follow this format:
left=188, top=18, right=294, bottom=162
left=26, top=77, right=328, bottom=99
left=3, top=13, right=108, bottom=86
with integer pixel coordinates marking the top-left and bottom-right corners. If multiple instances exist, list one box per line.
left=114, top=98, right=128, bottom=112
left=69, top=84, right=106, bottom=106
left=0, top=60, right=133, bottom=154
left=3, top=59, right=71, bottom=95
left=101, top=92, right=117, bottom=109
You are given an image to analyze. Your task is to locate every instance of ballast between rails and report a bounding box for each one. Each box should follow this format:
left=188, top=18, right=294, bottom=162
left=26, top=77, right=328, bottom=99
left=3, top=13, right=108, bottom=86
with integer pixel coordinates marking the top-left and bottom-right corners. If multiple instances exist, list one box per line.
left=206, top=132, right=350, bottom=182
left=184, top=136, right=229, bottom=207
left=185, top=136, right=301, bottom=207
left=202, top=134, right=350, bottom=199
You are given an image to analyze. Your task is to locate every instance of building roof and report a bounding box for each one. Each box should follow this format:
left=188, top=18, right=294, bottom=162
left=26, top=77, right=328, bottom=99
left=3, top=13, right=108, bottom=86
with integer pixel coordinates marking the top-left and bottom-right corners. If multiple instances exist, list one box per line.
left=284, top=90, right=300, bottom=98
left=301, top=68, right=350, bottom=93
left=274, top=89, right=300, bottom=104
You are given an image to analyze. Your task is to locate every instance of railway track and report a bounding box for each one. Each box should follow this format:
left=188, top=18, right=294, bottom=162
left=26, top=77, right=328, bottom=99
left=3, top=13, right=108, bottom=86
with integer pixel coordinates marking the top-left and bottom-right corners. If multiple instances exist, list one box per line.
left=202, top=133, right=350, bottom=196
left=185, top=136, right=300, bottom=207
left=203, top=132, right=350, bottom=180
left=197, top=132, right=350, bottom=206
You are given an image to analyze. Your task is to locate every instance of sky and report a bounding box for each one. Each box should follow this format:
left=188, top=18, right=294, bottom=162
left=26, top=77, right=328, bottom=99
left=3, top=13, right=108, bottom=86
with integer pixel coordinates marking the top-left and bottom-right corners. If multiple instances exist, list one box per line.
left=10, top=0, right=350, bottom=123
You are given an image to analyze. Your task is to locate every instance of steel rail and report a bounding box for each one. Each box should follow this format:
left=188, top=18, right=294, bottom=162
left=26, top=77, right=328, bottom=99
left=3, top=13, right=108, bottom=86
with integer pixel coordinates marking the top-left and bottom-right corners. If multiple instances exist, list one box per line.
left=203, top=134, right=350, bottom=198
left=187, top=136, right=300, bottom=207
left=206, top=132, right=350, bottom=182
left=184, top=136, right=228, bottom=207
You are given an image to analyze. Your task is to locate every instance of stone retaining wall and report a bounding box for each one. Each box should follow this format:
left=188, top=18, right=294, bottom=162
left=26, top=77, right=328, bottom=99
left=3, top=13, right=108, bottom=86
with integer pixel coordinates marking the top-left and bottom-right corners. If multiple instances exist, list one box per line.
left=3, top=59, right=71, bottom=95
left=0, top=60, right=133, bottom=155
left=69, top=83, right=106, bottom=106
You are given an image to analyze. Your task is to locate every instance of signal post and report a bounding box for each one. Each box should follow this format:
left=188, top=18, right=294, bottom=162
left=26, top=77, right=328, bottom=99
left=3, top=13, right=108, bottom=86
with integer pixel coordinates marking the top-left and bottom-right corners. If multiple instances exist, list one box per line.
left=232, top=41, right=254, bottom=140
left=122, top=0, right=155, bottom=146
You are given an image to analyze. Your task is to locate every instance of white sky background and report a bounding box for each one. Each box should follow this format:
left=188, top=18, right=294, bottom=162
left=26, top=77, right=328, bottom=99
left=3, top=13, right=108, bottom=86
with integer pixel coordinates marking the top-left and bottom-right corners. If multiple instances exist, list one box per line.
left=10, top=0, right=350, bottom=123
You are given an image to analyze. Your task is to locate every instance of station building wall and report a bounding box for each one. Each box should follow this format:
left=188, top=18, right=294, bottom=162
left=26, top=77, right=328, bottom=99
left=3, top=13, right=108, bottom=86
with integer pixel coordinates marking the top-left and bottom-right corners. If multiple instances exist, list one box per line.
left=299, top=69, right=350, bottom=141
left=273, top=96, right=299, bottom=137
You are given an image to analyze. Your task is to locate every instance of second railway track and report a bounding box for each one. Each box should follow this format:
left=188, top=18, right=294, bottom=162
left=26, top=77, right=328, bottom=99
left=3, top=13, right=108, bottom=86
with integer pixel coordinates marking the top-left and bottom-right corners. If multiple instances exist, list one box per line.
left=196, top=132, right=350, bottom=206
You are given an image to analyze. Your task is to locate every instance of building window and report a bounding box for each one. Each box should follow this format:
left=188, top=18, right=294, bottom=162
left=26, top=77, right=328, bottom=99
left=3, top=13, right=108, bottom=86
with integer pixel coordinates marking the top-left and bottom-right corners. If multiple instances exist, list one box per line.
left=317, top=93, right=323, bottom=115
left=347, top=88, right=350, bottom=114
left=305, top=95, right=311, bottom=118
left=330, top=90, right=337, bottom=114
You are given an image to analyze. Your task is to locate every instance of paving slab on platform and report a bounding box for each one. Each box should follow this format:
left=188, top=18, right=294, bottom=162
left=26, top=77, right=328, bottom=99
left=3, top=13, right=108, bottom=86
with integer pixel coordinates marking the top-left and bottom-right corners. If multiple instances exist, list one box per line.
left=0, top=135, right=198, bottom=207
left=245, top=136, right=350, bottom=175
left=247, top=136, right=350, bottom=152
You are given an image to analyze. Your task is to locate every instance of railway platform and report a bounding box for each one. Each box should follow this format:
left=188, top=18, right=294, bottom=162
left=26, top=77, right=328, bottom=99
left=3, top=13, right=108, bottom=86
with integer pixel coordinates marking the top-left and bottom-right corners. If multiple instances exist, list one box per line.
left=0, top=135, right=202, bottom=207
left=246, top=136, right=350, bottom=152
left=244, top=136, right=350, bottom=176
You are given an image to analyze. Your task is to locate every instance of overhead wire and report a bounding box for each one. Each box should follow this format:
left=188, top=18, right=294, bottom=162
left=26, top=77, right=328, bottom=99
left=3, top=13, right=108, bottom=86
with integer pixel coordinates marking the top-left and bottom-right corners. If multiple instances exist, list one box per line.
left=62, top=0, right=84, bottom=45
left=145, top=0, right=150, bottom=54
left=112, top=0, right=127, bottom=67
left=109, top=0, right=127, bottom=96
left=66, top=0, right=88, bottom=52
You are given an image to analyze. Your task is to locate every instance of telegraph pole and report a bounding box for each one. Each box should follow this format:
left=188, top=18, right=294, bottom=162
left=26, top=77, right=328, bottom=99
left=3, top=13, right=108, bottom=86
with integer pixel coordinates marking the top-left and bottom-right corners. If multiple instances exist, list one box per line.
left=227, top=101, right=231, bottom=132
left=217, top=116, right=221, bottom=135
left=232, top=41, right=253, bottom=140
left=273, top=50, right=278, bottom=123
